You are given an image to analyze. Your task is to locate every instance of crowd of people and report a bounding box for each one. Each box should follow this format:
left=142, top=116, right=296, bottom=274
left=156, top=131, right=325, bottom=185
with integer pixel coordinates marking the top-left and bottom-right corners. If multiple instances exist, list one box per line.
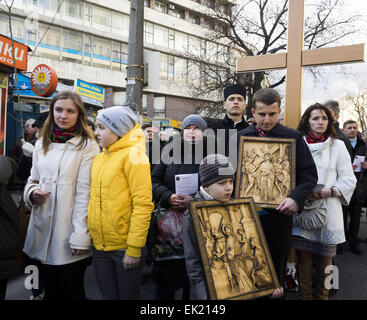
left=0, top=83, right=366, bottom=301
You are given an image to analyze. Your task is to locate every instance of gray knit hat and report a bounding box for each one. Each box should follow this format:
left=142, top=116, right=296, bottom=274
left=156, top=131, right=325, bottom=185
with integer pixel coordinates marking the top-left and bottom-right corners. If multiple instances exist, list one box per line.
left=182, top=114, right=207, bottom=132
left=96, top=106, right=138, bottom=138
left=199, top=154, right=235, bottom=187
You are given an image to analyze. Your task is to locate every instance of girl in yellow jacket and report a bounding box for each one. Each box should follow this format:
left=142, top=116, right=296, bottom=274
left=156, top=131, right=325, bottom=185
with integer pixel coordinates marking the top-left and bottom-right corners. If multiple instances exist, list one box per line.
left=88, top=106, right=154, bottom=300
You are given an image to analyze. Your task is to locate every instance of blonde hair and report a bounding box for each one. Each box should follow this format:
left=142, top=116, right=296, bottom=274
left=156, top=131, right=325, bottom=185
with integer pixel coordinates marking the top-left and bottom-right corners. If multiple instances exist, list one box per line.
left=41, top=91, right=95, bottom=154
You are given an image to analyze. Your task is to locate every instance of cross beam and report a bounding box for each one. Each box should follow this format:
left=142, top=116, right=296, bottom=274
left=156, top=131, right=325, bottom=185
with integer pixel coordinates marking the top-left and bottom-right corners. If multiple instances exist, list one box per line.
left=236, top=0, right=365, bottom=129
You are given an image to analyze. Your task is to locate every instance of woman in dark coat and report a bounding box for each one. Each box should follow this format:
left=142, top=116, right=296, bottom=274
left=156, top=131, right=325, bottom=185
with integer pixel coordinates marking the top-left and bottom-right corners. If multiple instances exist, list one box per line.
left=150, top=115, right=207, bottom=300
left=0, top=156, right=21, bottom=300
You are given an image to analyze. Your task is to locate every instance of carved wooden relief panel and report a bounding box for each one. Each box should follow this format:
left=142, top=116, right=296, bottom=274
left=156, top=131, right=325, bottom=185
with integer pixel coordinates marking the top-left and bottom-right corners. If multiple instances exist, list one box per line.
left=235, top=137, right=296, bottom=208
left=189, top=198, right=279, bottom=300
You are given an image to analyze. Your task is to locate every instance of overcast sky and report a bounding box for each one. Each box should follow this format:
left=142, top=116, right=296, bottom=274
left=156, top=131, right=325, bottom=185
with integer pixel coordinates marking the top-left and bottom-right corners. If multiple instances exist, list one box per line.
left=236, top=1, right=367, bottom=113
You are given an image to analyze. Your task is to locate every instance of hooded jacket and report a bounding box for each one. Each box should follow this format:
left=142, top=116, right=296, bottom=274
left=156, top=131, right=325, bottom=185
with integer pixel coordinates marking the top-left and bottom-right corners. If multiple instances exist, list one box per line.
left=88, top=123, right=154, bottom=257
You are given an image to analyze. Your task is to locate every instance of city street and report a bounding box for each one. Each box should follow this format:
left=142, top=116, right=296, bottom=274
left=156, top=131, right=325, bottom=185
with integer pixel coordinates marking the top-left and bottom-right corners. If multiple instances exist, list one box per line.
left=5, top=215, right=367, bottom=301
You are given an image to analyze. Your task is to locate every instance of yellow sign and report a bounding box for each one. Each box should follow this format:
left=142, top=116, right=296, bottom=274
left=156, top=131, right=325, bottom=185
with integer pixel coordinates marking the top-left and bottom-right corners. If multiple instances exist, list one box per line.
left=74, top=79, right=104, bottom=102
left=170, top=119, right=182, bottom=129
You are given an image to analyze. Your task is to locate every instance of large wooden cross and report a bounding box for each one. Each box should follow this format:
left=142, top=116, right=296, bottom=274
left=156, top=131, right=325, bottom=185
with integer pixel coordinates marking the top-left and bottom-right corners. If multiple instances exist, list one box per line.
left=236, top=0, right=365, bottom=129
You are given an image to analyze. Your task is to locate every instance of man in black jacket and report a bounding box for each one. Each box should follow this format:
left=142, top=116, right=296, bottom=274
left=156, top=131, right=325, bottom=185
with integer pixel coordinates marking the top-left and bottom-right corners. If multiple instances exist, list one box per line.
left=324, top=100, right=353, bottom=256
left=208, top=84, right=249, bottom=156
left=236, top=88, right=318, bottom=290
left=324, top=100, right=353, bottom=158
left=343, top=120, right=367, bottom=254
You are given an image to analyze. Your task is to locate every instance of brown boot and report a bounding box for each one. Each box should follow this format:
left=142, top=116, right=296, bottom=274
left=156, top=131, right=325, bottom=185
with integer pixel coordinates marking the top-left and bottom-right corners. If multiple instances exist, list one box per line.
left=313, top=256, right=331, bottom=300
left=297, top=262, right=313, bottom=300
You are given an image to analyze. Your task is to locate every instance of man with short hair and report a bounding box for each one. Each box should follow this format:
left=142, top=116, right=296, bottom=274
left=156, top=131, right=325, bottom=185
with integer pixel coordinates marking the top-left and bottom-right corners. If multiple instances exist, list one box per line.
left=209, top=84, right=249, bottom=156
left=324, top=100, right=353, bottom=256
left=142, top=122, right=161, bottom=172
left=324, top=100, right=353, bottom=158
left=236, top=87, right=318, bottom=293
left=342, top=120, right=367, bottom=254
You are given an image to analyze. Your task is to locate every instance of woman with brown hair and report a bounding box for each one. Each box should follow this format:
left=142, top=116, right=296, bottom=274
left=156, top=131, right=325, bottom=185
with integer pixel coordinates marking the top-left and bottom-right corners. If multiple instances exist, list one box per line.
left=23, top=91, right=100, bottom=300
left=292, top=103, right=356, bottom=300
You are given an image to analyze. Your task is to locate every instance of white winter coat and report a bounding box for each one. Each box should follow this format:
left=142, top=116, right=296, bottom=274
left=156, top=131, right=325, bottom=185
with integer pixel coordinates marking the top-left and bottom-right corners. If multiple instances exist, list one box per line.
left=292, top=137, right=356, bottom=245
left=23, top=137, right=100, bottom=265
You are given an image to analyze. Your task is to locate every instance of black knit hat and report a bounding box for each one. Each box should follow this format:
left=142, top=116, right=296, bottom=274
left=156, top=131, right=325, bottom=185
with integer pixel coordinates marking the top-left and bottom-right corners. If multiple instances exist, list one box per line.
left=199, top=154, right=235, bottom=187
left=224, top=84, right=247, bottom=101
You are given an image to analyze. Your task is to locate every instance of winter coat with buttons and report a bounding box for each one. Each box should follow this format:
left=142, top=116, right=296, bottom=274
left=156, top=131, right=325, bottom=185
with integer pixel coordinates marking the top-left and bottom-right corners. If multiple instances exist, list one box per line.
left=23, top=137, right=100, bottom=265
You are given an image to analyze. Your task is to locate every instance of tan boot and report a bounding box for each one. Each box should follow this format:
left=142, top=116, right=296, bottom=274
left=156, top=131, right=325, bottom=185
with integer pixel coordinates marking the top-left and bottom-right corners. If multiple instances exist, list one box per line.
left=297, top=262, right=313, bottom=300
left=313, top=256, right=331, bottom=300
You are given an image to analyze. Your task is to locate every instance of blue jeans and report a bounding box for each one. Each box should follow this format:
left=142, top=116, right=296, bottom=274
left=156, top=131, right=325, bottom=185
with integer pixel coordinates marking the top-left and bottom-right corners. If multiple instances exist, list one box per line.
left=92, top=247, right=146, bottom=300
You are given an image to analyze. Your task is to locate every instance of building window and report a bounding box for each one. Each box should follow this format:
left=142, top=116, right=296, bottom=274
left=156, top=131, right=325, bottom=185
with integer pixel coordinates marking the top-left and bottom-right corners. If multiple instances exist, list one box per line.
left=189, top=12, right=200, bottom=25
left=144, top=21, right=154, bottom=44
left=84, top=2, right=92, bottom=26
left=154, top=96, right=166, bottom=119
left=168, top=5, right=185, bottom=19
left=174, top=31, right=187, bottom=53
left=174, top=57, right=187, bottom=83
left=93, top=5, right=112, bottom=29
left=38, top=24, right=60, bottom=58
left=218, top=4, right=228, bottom=15
left=64, top=0, right=83, bottom=20
left=112, top=41, right=128, bottom=71
left=154, top=25, right=168, bottom=48
left=155, top=1, right=167, bottom=14
left=144, top=0, right=150, bottom=7
left=160, top=53, right=168, bottom=80
left=112, top=12, right=129, bottom=38
left=169, top=30, right=175, bottom=49
left=62, top=29, right=83, bottom=62
left=38, top=0, right=60, bottom=12
left=168, top=55, right=174, bottom=80
left=188, top=36, right=200, bottom=56
left=203, top=18, right=213, bottom=29
left=203, top=0, right=214, bottom=9
left=93, top=36, right=111, bottom=69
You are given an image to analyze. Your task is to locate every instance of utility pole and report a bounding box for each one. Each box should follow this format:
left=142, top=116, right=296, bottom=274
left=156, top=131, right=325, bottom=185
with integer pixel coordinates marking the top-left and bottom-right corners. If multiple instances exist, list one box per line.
left=125, top=0, right=144, bottom=114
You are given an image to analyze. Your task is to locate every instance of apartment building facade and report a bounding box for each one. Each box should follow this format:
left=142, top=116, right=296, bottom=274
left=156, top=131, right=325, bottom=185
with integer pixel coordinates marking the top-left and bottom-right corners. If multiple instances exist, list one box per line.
left=0, top=0, right=236, bottom=121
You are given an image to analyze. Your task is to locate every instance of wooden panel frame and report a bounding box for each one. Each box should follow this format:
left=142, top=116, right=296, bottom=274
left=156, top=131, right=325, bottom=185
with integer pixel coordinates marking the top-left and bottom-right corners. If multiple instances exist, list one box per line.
left=235, top=136, right=296, bottom=208
left=189, top=198, right=279, bottom=300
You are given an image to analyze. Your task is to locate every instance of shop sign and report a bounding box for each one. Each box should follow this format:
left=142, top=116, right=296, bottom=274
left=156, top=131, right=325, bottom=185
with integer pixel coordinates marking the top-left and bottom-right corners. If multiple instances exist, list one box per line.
left=74, top=79, right=104, bottom=102
left=31, top=64, right=58, bottom=97
left=0, top=35, right=28, bottom=71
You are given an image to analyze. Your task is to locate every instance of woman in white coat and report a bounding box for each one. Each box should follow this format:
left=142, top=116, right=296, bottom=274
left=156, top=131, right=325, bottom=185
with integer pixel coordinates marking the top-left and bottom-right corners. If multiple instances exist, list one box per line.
left=292, top=103, right=356, bottom=300
left=23, top=91, right=99, bottom=300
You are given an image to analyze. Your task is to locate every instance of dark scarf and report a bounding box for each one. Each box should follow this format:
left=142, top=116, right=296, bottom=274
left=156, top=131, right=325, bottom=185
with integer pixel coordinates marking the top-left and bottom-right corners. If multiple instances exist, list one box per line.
left=51, top=125, right=78, bottom=143
left=306, top=132, right=329, bottom=144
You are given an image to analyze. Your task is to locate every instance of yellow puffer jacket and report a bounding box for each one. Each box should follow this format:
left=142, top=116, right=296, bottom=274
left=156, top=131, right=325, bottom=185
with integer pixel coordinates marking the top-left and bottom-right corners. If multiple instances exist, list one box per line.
left=88, top=123, right=154, bottom=257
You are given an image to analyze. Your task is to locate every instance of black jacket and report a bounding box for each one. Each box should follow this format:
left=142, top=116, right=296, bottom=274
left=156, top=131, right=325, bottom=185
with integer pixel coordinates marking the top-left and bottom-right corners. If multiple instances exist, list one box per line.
left=208, top=114, right=249, bottom=157
left=151, top=138, right=207, bottom=208
left=351, top=135, right=367, bottom=204
left=335, top=122, right=353, bottom=160
left=237, top=123, right=318, bottom=211
left=146, top=139, right=165, bottom=173
left=183, top=189, right=209, bottom=300
left=16, top=138, right=37, bottom=181
left=0, top=156, right=21, bottom=280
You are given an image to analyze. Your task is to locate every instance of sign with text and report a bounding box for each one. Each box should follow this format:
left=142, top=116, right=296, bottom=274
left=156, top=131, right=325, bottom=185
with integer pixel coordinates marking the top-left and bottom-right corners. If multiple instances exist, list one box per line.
left=74, top=79, right=104, bottom=102
left=0, top=35, right=28, bottom=71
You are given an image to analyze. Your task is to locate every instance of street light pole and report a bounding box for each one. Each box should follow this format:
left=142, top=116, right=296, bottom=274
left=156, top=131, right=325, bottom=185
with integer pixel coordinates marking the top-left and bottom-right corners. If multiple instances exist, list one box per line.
left=125, top=0, right=144, bottom=114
